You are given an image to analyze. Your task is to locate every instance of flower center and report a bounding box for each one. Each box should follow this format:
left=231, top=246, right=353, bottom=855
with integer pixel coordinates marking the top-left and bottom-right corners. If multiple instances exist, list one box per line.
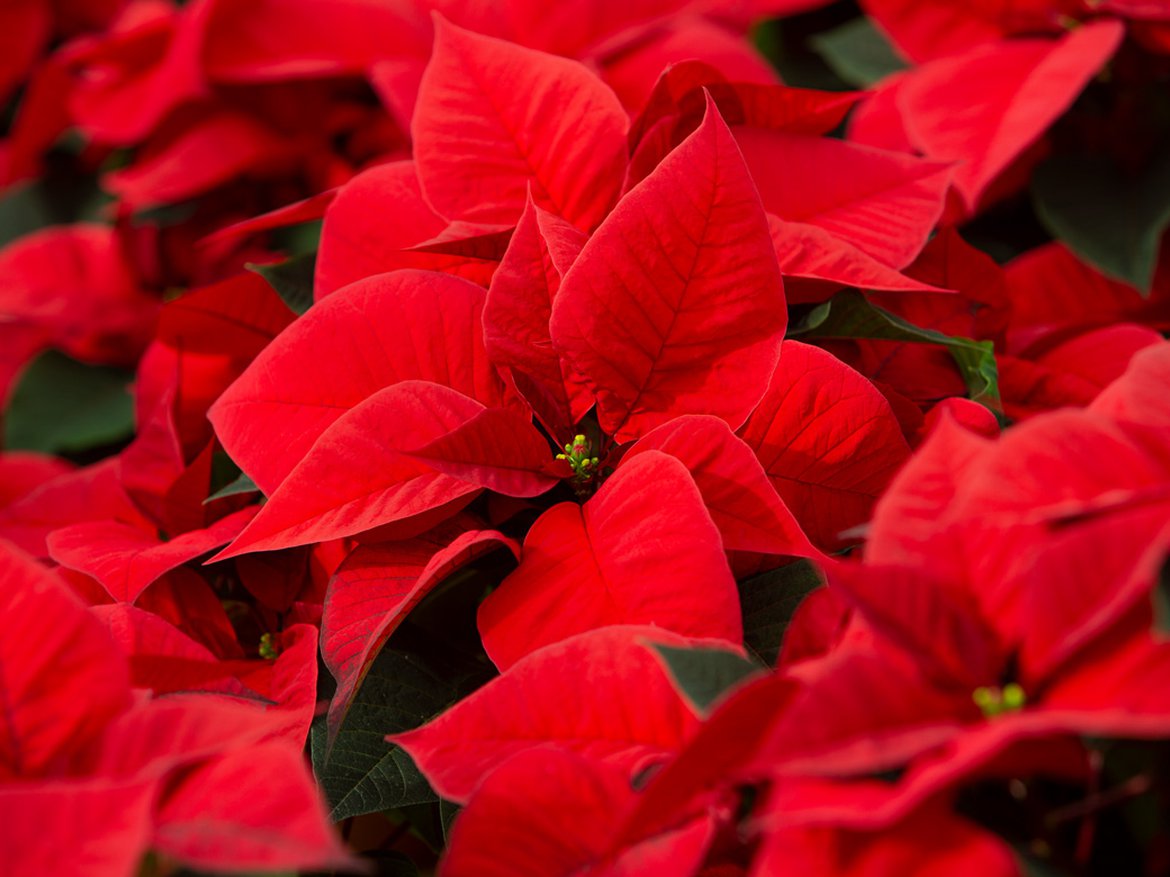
left=972, top=683, right=1026, bottom=719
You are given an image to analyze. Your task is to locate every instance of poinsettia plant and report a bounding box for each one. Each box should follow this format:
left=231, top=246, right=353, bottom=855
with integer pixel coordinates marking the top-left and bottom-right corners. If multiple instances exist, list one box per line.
left=3, top=1, right=1170, bottom=875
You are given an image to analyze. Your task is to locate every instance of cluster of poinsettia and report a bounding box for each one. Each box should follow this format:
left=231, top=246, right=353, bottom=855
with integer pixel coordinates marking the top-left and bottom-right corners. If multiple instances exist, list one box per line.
left=4, top=0, right=1170, bottom=874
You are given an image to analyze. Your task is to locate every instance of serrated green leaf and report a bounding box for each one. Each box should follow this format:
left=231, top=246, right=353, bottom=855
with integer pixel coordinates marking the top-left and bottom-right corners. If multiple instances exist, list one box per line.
left=739, top=559, right=826, bottom=666
left=812, top=17, right=907, bottom=87
left=313, top=633, right=493, bottom=823
left=1032, top=151, right=1170, bottom=294
left=247, top=251, right=316, bottom=316
left=4, top=351, right=134, bottom=454
left=650, top=643, right=764, bottom=716
left=790, top=289, right=1002, bottom=415
left=203, top=471, right=261, bottom=505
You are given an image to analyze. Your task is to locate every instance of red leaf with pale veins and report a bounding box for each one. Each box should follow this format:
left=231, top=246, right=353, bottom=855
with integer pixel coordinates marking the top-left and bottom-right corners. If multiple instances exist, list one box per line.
left=483, top=195, right=592, bottom=436
left=209, top=269, right=510, bottom=495
left=625, top=415, right=817, bottom=557
left=323, top=522, right=519, bottom=740
left=739, top=128, right=952, bottom=269
left=412, top=15, right=629, bottom=229
left=440, top=749, right=716, bottom=877
left=214, top=382, right=495, bottom=558
left=157, top=271, right=295, bottom=359
left=47, top=507, right=257, bottom=603
left=897, top=22, right=1125, bottom=211
left=0, top=541, right=130, bottom=779
left=315, top=161, right=446, bottom=299
left=402, top=404, right=563, bottom=496
left=551, top=95, right=786, bottom=443
left=738, top=341, right=912, bottom=551
left=0, top=776, right=157, bottom=877
left=153, top=743, right=353, bottom=872
left=392, top=625, right=704, bottom=803
left=768, top=216, right=951, bottom=295
left=478, top=451, right=741, bottom=671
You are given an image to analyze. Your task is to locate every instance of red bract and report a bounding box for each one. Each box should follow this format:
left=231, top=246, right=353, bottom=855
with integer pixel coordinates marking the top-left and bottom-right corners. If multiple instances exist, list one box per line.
left=412, top=16, right=629, bottom=230
left=893, top=21, right=1125, bottom=213
left=552, top=94, right=786, bottom=442
left=0, top=540, right=350, bottom=874
left=737, top=341, right=911, bottom=550
left=478, top=452, right=742, bottom=670
left=393, top=625, right=707, bottom=803
left=210, top=269, right=513, bottom=495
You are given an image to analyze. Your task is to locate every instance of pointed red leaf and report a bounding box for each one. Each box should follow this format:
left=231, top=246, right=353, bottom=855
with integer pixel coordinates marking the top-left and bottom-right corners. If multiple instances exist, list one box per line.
left=47, top=507, right=256, bottom=603
left=483, top=195, right=592, bottom=436
left=209, top=269, right=509, bottom=495
left=755, top=644, right=967, bottom=776
left=865, top=409, right=993, bottom=574
left=738, top=341, right=912, bottom=550
left=153, top=742, right=352, bottom=872
left=402, top=405, right=562, bottom=496
left=551, top=95, right=786, bottom=442
left=1018, top=508, right=1170, bottom=686
left=1091, top=341, right=1170, bottom=429
left=740, top=128, right=952, bottom=269
left=0, top=541, right=130, bottom=779
left=0, top=776, right=157, bottom=877
left=412, top=16, right=628, bottom=229
left=441, top=749, right=716, bottom=877
left=898, top=22, right=1125, bottom=211
left=104, top=111, right=294, bottom=209
left=823, top=559, right=1003, bottom=689
left=392, top=625, right=704, bottom=803
left=315, top=161, right=447, bottom=299
left=768, top=216, right=950, bottom=295
left=202, top=0, right=428, bottom=82
left=0, top=223, right=158, bottom=366
left=626, top=415, right=816, bottom=557
left=323, top=523, right=519, bottom=740
left=860, top=0, right=1063, bottom=61
left=478, top=451, right=741, bottom=671
left=157, top=271, right=295, bottom=358
left=216, top=382, right=503, bottom=558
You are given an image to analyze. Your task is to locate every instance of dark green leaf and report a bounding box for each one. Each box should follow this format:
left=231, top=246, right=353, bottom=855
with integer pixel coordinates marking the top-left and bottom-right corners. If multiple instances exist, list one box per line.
left=1032, top=151, right=1170, bottom=294
left=739, top=559, right=826, bottom=666
left=4, top=351, right=134, bottom=454
left=790, top=289, right=1002, bottom=414
left=440, top=799, right=461, bottom=846
left=1151, top=553, right=1170, bottom=636
left=203, top=471, right=261, bottom=505
left=812, top=17, right=907, bottom=87
left=753, top=19, right=853, bottom=93
left=313, top=632, right=493, bottom=823
left=362, top=851, right=421, bottom=877
left=650, top=643, right=764, bottom=716
left=247, top=251, right=316, bottom=316
left=0, top=177, right=109, bottom=248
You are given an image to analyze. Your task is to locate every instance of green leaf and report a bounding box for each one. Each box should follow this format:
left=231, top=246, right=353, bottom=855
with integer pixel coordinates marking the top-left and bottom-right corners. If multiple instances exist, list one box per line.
left=790, top=289, right=1002, bottom=415
left=812, top=17, right=907, bottom=87
left=313, top=631, right=493, bottom=823
left=1151, top=553, right=1170, bottom=637
left=247, top=251, right=316, bottom=316
left=4, top=351, right=134, bottom=454
left=203, top=471, right=261, bottom=505
left=739, top=559, right=826, bottom=666
left=0, top=177, right=109, bottom=249
left=650, top=643, right=764, bottom=716
left=1032, top=151, right=1170, bottom=294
